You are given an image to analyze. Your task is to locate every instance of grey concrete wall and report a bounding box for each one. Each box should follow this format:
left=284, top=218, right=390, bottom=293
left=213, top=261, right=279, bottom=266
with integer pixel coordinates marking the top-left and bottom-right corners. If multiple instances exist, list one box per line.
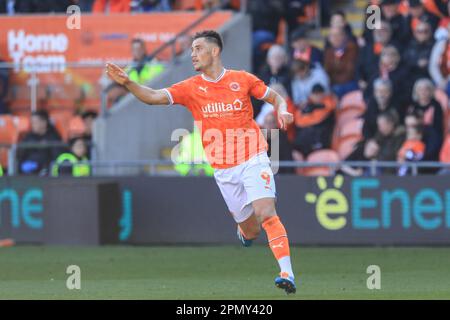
left=93, top=13, right=252, bottom=174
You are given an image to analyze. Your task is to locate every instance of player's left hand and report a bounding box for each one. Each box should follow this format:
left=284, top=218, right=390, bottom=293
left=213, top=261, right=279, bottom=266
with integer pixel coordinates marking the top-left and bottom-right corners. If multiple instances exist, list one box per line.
left=278, top=111, right=293, bottom=131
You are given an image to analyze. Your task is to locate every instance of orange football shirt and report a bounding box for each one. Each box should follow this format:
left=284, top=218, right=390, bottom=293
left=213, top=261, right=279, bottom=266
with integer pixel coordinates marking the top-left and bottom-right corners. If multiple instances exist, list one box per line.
left=164, top=69, right=270, bottom=169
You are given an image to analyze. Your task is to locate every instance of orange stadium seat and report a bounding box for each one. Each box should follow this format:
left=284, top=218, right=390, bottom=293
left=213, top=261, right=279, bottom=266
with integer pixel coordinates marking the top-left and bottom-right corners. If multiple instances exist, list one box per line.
left=49, top=111, right=73, bottom=142
left=339, top=118, right=364, bottom=138
left=336, top=107, right=365, bottom=128
left=335, top=135, right=362, bottom=160
left=303, top=149, right=340, bottom=176
left=340, top=90, right=365, bottom=111
left=68, top=116, right=87, bottom=139
left=13, top=116, right=31, bottom=140
left=0, top=115, right=20, bottom=169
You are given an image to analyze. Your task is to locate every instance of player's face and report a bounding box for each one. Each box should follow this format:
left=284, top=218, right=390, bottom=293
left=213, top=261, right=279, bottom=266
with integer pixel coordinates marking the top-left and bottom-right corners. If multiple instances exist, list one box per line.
left=191, top=38, right=214, bottom=71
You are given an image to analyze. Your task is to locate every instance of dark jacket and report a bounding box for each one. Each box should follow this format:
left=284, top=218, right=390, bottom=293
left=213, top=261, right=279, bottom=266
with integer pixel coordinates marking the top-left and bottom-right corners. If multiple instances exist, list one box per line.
left=17, top=126, right=63, bottom=175
left=324, top=41, right=359, bottom=85
left=403, top=38, right=435, bottom=81
left=362, top=97, right=400, bottom=140
left=409, top=98, right=444, bottom=143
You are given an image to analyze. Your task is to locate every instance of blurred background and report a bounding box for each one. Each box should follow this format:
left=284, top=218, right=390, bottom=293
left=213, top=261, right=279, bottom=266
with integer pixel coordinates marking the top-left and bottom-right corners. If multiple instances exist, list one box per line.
left=0, top=0, right=449, bottom=247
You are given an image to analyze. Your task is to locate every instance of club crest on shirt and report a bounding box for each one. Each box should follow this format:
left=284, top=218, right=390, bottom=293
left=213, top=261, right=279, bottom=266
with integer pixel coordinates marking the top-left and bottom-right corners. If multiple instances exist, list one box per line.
left=229, top=82, right=240, bottom=92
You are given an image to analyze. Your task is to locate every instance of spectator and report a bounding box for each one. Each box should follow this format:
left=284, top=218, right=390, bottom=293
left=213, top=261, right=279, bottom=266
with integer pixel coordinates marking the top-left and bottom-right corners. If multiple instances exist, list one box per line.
left=17, top=110, right=63, bottom=175
left=340, top=139, right=380, bottom=176
left=258, top=45, right=290, bottom=91
left=130, top=0, right=171, bottom=12
left=397, top=123, right=426, bottom=176
left=0, top=0, right=15, bottom=14
left=365, top=45, right=411, bottom=109
left=374, top=110, right=406, bottom=172
left=290, top=59, right=330, bottom=106
left=92, top=0, right=130, bottom=13
left=80, top=110, right=98, bottom=143
left=403, top=20, right=435, bottom=82
left=126, top=38, right=165, bottom=85
left=429, top=22, right=450, bottom=97
left=261, top=112, right=293, bottom=174
left=357, top=20, right=400, bottom=91
left=290, top=27, right=323, bottom=67
left=13, top=0, right=74, bottom=13
left=284, top=0, right=314, bottom=35
left=408, top=78, right=444, bottom=143
left=404, top=108, right=441, bottom=161
left=324, top=26, right=359, bottom=98
left=51, top=137, right=90, bottom=177
left=328, top=11, right=357, bottom=45
left=363, top=78, right=400, bottom=139
left=0, top=58, right=8, bottom=114
left=364, top=0, right=409, bottom=46
left=292, top=84, right=336, bottom=157
left=405, top=0, right=440, bottom=39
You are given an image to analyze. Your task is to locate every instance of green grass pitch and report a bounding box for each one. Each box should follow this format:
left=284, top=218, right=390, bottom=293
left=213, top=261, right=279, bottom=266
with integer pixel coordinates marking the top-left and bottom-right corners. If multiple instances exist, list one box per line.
left=0, top=245, right=449, bottom=299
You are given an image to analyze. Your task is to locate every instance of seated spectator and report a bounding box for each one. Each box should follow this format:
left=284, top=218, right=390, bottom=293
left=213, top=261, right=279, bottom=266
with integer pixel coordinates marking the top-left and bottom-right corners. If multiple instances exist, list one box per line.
left=290, top=59, right=330, bottom=106
left=365, top=45, right=411, bottom=108
left=292, top=84, right=336, bottom=157
left=405, top=104, right=442, bottom=161
left=92, top=0, right=130, bottom=12
left=51, top=137, right=90, bottom=177
left=81, top=110, right=98, bottom=143
left=405, top=0, right=440, bottom=39
left=397, top=124, right=426, bottom=176
left=258, top=45, right=290, bottom=91
left=261, top=112, right=293, bottom=174
left=357, top=20, right=401, bottom=91
left=328, top=11, right=357, bottom=44
left=371, top=110, right=406, bottom=174
left=289, top=27, right=323, bottom=67
left=408, top=78, right=444, bottom=141
left=0, top=58, right=8, bottom=114
left=363, top=0, right=409, bottom=47
left=340, top=139, right=380, bottom=176
left=17, top=110, right=63, bottom=175
left=130, top=0, right=171, bottom=12
left=363, top=78, right=400, bottom=139
left=324, top=26, right=359, bottom=98
left=403, top=20, right=435, bottom=82
left=429, top=22, right=450, bottom=97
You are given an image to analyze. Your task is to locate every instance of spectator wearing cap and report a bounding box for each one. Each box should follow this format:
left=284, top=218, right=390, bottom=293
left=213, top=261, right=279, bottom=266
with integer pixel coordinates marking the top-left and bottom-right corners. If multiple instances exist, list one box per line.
left=290, top=58, right=330, bottom=106
left=324, top=26, right=359, bottom=98
left=405, top=0, right=440, bottom=39
left=257, top=45, right=291, bottom=93
left=403, top=20, right=435, bottom=82
left=357, top=20, right=402, bottom=91
left=292, top=83, right=336, bottom=157
left=289, top=27, right=323, bottom=67
left=365, top=45, right=411, bottom=110
left=363, top=0, right=409, bottom=46
left=408, top=78, right=444, bottom=144
left=429, top=21, right=450, bottom=97
left=362, top=78, right=401, bottom=139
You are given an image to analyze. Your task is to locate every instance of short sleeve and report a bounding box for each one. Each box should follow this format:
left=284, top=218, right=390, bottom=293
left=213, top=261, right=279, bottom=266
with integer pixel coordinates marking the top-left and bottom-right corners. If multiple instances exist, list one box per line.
left=164, top=79, right=192, bottom=107
left=245, top=72, right=270, bottom=100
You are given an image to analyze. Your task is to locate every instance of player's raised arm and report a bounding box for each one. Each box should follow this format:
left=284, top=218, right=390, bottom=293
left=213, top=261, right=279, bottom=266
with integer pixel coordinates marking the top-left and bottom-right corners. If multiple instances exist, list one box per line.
left=105, top=62, right=170, bottom=105
left=262, top=88, right=293, bottom=131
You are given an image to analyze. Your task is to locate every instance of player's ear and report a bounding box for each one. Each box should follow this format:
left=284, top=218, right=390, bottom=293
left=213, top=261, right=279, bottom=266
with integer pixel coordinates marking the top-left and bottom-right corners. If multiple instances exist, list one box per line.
left=212, top=46, right=220, bottom=57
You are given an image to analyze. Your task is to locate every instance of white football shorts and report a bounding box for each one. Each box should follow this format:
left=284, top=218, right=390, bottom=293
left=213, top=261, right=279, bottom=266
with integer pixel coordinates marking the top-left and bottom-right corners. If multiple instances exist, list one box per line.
left=213, top=152, right=276, bottom=223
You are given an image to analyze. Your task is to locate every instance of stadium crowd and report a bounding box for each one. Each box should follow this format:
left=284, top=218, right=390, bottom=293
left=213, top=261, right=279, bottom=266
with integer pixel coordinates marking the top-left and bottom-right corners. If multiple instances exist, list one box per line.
left=0, top=0, right=449, bottom=177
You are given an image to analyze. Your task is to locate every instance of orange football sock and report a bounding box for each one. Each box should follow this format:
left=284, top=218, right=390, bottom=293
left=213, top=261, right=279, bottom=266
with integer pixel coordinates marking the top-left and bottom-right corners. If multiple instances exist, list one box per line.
left=262, top=215, right=294, bottom=277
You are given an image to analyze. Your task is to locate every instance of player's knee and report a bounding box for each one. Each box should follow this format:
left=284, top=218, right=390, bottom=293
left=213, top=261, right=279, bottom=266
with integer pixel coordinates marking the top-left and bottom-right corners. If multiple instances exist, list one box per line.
left=254, top=205, right=276, bottom=222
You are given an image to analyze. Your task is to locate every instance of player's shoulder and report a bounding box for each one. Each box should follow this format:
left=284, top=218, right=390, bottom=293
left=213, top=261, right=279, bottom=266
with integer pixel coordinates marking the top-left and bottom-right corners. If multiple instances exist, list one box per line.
left=226, top=69, right=259, bottom=81
left=172, top=74, right=203, bottom=87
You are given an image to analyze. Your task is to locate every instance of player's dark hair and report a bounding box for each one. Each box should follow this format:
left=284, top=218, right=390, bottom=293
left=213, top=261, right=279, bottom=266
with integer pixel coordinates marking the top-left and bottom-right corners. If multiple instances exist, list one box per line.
left=193, top=30, right=223, bottom=52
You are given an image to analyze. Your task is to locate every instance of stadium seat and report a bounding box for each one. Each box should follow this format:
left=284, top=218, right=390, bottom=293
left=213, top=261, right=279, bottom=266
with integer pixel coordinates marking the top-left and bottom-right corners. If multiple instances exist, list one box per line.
left=292, top=149, right=305, bottom=175
left=335, top=135, right=362, bottom=160
left=49, top=111, right=73, bottom=141
left=340, top=90, right=365, bottom=111
left=338, top=118, right=364, bottom=138
left=336, top=107, right=365, bottom=128
left=303, top=149, right=340, bottom=176
left=13, top=116, right=31, bottom=140
left=68, top=116, right=87, bottom=139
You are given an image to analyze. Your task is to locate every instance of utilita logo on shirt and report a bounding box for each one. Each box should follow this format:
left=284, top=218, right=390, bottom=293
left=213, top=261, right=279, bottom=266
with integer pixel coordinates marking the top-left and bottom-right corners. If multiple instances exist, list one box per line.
left=201, top=99, right=243, bottom=118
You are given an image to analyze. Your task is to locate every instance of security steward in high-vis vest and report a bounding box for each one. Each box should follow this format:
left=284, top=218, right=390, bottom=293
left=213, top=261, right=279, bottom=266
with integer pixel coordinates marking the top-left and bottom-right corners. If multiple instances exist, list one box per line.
left=174, top=126, right=214, bottom=177
left=125, top=38, right=165, bottom=85
left=51, top=137, right=90, bottom=177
